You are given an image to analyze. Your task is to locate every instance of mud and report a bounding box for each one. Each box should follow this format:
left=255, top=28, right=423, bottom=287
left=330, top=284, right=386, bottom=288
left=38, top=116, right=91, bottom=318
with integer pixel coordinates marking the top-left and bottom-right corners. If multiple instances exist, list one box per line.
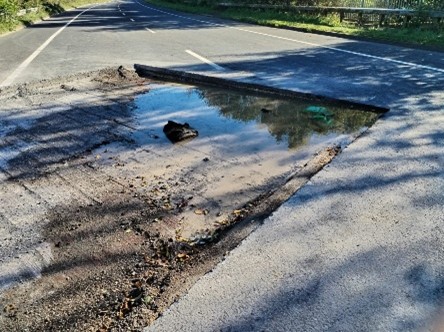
left=0, top=67, right=378, bottom=331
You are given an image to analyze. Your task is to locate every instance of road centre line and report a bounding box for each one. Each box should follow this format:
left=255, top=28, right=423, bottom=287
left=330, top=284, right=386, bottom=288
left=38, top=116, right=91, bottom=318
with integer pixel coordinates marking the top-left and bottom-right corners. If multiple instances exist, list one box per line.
left=135, top=0, right=444, bottom=74
left=0, top=6, right=96, bottom=87
left=185, top=50, right=225, bottom=71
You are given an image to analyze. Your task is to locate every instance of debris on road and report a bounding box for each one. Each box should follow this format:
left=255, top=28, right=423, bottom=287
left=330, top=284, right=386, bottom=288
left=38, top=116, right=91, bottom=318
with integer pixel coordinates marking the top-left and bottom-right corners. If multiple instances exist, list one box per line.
left=163, top=120, right=198, bottom=143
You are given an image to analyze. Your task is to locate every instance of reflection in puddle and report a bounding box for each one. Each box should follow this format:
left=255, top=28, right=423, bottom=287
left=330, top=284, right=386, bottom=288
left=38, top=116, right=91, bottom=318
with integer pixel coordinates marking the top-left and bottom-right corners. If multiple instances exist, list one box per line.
left=114, top=82, right=383, bottom=237
left=134, top=83, right=379, bottom=150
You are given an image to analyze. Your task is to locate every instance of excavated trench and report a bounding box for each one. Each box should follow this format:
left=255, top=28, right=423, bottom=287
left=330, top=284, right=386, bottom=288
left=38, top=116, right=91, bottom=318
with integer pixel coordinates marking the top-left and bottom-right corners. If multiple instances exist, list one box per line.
left=0, top=66, right=386, bottom=331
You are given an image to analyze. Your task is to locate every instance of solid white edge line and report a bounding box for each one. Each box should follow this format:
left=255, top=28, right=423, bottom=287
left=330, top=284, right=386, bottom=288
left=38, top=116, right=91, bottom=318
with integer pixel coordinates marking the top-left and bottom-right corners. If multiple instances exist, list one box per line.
left=0, top=6, right=96, bottom=87
left=185, top=50, right=225, bottom=71
left=145, top=27, right=155, bottom=34
left=135, top=0, right=444, bottom=75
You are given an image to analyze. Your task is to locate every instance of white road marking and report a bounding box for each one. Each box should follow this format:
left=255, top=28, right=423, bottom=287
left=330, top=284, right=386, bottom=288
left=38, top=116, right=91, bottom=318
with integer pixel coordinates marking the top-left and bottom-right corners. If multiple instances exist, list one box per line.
left=135, top=0, right=444, bottom=75
left=122, top=12, right=126, bottom=15
left=185, top=50, right=225, bottom=71
left=145, top=27, right=155, bottom=33
left=0, top=6, right=96, bottom=87
left=130, top=18, right=135, bottom=22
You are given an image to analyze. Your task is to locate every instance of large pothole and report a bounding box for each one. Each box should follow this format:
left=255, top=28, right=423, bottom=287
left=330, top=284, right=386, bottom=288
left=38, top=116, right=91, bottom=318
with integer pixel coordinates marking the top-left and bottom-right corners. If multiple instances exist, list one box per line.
left=0, top=66, right=386, bottom=331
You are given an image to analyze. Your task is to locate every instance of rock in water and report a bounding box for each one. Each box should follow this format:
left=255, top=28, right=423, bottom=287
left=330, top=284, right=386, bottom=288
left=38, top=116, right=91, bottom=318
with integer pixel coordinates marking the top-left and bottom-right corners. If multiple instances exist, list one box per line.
left=163, top=121, right=198, bottom=143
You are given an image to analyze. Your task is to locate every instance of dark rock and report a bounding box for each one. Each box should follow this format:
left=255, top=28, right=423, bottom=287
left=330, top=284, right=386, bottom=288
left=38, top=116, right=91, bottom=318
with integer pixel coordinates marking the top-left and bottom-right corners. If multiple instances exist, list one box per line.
left=163, top=121, right=198, bottom=143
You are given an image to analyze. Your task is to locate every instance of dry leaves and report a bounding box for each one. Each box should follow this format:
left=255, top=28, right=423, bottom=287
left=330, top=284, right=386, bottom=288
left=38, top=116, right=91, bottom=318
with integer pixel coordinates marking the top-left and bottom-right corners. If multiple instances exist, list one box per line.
left=194, top=208, right=209, bottom=215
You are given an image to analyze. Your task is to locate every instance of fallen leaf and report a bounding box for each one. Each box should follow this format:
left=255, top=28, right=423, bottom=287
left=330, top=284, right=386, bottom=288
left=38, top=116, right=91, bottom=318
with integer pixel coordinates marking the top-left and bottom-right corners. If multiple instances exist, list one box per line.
left=143, top=295, right=153, bottom=305
left=177, top=253, right=189, bottom=259
left=194, top=208, right=209, bottom=215
left=176, top=236, right=188, bottom=243
left=215, top=219, right=229, bottom=226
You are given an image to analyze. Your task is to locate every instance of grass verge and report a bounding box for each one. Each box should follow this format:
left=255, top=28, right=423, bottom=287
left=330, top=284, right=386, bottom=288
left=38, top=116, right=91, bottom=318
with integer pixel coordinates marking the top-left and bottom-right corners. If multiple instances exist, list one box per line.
left=0, top=0, right=110, bottom=35
left=144, top=0, right=444, bottom=50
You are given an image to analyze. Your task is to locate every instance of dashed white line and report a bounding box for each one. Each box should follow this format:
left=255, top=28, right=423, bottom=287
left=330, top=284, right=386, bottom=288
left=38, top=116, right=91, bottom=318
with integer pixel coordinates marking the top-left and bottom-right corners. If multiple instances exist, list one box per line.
left=145, top=27, right=155, bottom=34
left=185, top=50, right=225, bottom=71
left=122, top=12, right=126, bottom=15
left=0, top=6, right=96, bottom=87
left=130, top=18, right=135, bottom=22
left=135, top=0, right=444, bottom=75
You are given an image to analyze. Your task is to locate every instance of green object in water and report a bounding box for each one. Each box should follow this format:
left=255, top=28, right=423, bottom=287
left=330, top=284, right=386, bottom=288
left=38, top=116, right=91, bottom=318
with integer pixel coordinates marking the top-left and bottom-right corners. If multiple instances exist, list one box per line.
left=305, top=106, right=333, bottom=125
left=305, top=106, right=333, bottom=117
left=312, top=114, right=332, bottom=124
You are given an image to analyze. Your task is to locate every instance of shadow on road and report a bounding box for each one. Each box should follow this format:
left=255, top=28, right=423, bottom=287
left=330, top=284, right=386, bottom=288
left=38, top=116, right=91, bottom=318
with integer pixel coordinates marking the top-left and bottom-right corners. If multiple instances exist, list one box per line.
left=0, top=9, right=443, bottom=327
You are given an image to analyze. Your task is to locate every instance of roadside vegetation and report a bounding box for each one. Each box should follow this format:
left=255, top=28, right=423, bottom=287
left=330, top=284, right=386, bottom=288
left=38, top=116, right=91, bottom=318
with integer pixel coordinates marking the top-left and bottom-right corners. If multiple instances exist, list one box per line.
left=144, top=0, right=444, bottom=49
left=0, top=0, right=109, bottom=34
left=2, top=0, right=442, bottom=49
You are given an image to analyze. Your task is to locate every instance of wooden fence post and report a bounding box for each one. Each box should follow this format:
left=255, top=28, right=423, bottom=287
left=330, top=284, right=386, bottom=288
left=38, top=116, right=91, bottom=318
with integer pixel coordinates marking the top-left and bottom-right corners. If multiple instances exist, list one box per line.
left=358, top=12, right=363, bottom=25
left=379, top=14, right=386, bottom=27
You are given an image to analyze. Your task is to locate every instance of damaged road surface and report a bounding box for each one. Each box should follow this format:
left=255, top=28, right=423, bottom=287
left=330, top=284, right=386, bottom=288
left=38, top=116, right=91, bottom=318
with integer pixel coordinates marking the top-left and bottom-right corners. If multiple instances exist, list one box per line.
left=0, top=67, right=382, bottom=331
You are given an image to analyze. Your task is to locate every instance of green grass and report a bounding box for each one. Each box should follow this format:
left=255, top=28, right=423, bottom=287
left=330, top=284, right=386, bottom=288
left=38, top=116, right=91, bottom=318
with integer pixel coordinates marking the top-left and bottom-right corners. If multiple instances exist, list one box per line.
left=144, top=0, right=444, bottom=50
left=0, top=0, right=110, bottom=35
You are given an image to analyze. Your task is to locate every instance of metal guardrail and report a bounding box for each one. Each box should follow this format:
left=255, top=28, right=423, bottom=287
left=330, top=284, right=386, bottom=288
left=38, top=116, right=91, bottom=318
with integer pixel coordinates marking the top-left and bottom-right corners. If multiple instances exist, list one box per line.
left=236, top=0, right=443, bottom=10
left=336, top=0, right=442, bottom=10
left=220, top=0, right=444, bottom=11
left=217, top=2, right=444, bottom=25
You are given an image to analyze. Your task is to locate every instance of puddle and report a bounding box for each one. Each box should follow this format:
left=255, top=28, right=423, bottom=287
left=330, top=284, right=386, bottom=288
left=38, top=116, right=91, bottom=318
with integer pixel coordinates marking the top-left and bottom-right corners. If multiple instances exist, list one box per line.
left=114, top=82, right=381, bottom=238
left=133, top=83, right=379, bottom=151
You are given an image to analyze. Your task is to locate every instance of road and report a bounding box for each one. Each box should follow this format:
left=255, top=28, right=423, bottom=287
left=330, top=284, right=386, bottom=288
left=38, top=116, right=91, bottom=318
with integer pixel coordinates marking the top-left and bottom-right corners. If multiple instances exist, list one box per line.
left=1, top=1, right=444, bottom=331
left=1, top=0, right=443, bottom=102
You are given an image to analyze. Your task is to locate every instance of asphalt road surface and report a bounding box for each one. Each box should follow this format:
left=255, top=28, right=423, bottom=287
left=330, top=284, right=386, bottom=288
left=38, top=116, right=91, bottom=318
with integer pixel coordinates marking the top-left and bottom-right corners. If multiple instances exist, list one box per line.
left=1, top=1, right=444, bottom=331
left=1, top=0, right=443, bottom=102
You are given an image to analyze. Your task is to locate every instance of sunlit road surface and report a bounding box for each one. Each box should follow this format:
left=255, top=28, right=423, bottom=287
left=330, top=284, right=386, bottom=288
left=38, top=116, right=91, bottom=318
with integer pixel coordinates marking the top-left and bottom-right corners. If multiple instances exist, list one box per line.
left=1, top=1, right=444, bottom=331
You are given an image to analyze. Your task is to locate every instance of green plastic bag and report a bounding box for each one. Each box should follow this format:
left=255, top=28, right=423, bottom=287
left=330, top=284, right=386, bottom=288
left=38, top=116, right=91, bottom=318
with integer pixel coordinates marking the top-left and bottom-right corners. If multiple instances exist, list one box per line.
left=304, top=106, right=333, bottom=125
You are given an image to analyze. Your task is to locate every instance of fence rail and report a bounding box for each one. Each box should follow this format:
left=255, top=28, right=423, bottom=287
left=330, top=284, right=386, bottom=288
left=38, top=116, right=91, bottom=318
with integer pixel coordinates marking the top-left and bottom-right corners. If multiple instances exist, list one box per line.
left=225, top=0, right=443, bottom=10
left=337, top=0, right=442, bottom=10
left=217, top=2, right=444, bottom=26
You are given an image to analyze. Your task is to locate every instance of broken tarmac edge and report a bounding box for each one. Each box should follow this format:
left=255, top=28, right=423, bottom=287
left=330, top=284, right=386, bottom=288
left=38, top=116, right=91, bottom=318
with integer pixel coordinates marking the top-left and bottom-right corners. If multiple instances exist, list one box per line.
left=134, top=64, right=389, bottom=114
left=132, top=64, right=389, bottom=328
left=132, top=63, right=388, bottom=249
left=0, top=65, right=387, bottom=330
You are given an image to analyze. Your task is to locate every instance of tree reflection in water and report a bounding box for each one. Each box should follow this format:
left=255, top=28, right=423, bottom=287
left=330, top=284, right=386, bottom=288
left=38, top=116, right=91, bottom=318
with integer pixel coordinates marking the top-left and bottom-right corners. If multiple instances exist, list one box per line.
left=197, top=87, right=379, bottom=149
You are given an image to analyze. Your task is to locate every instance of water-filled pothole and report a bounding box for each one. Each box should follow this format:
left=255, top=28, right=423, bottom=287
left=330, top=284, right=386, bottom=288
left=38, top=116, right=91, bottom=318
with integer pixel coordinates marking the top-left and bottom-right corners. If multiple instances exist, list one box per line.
left=133, top=83, right=379, bottom=151
left=118, top=81, right=381, bottom=239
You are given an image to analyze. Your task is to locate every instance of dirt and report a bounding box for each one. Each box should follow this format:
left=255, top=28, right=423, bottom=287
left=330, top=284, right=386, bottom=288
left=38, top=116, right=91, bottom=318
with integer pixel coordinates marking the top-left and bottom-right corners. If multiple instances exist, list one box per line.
left=0, top=66, right=342, bottom=331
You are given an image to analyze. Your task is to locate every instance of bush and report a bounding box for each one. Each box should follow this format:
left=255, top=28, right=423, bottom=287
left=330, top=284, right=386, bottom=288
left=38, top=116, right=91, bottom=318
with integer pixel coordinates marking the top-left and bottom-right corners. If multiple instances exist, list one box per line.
left=0, top=0, right=19, bottom=23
